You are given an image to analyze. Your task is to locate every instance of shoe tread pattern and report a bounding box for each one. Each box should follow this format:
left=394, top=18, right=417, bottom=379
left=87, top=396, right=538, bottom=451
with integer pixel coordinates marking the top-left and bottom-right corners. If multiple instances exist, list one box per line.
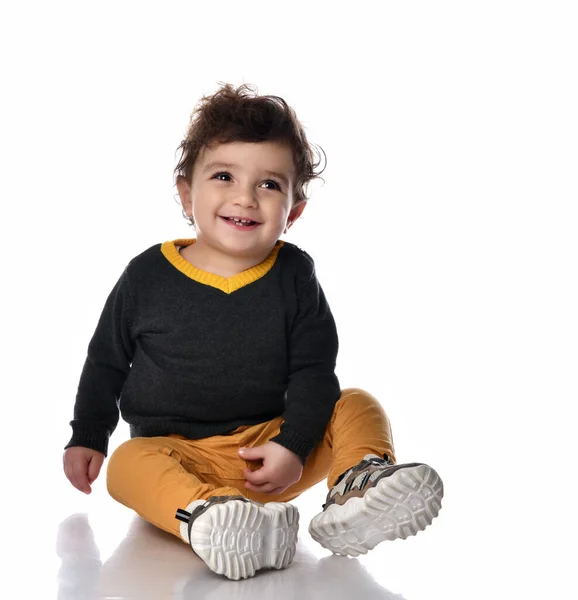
left=309, top=464, right=443, bottom=556
left=190, top=500, right=299, bottom=580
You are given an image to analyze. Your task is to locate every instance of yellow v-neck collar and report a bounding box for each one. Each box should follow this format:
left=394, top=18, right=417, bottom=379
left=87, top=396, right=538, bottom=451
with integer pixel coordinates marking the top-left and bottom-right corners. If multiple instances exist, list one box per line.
left=161, top=238, right=284, bottom=294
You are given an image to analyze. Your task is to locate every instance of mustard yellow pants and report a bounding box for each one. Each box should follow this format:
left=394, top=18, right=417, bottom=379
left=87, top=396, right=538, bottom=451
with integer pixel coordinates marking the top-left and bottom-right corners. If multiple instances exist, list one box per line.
left=106, top=388, right=395, bottom=541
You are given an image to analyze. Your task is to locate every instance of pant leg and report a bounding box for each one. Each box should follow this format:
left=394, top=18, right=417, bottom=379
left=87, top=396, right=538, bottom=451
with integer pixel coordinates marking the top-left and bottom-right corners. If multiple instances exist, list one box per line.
left=323, top=387, right=396, bottom=487
left=239, top=387, right=396, bottom=502
left=106, top=436, right=244, bottom=540
left=106, top=388, right=395, bottom=537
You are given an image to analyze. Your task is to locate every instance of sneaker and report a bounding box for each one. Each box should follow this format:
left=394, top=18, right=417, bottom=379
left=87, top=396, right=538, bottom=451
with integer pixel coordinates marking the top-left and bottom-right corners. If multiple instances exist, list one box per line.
left=175, top=495, right=299, bottom=580
left=308, top=454, right=443, bottom=556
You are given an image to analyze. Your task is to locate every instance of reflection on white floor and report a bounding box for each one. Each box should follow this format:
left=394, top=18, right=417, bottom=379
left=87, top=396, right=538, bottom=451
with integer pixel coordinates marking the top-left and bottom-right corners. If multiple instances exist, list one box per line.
left=44, top=466, right=450, bottom=600
left=9, top=427, right=565, bottom=600
left=56, top=511, right=409, bottom=600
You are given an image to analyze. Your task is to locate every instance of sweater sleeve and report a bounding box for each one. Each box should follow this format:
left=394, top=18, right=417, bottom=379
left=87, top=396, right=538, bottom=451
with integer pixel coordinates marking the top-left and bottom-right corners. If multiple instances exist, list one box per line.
left=65, top=267, right=136, bottom=456
left=270, top=259, right=340, bottom=464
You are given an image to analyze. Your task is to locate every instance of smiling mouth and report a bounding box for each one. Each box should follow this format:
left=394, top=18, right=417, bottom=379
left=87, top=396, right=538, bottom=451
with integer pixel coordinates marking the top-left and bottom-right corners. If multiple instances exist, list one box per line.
left=220, top=216, right=260, bottom=226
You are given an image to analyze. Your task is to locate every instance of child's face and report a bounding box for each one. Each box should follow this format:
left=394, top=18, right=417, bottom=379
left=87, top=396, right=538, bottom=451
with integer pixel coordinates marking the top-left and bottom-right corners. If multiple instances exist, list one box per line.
left=177, top=140, right=305, bottom=259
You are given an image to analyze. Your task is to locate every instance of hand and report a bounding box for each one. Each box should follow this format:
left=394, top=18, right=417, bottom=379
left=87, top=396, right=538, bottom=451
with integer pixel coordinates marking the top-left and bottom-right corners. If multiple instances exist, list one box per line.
left=63, top=446, right=105, bottom=494
left=239, top=441, right=303, bottom=495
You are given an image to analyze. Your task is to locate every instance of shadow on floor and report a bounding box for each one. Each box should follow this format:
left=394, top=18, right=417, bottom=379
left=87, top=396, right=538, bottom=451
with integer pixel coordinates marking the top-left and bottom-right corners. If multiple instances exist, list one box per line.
left=57, top=513, right=408, bottom=600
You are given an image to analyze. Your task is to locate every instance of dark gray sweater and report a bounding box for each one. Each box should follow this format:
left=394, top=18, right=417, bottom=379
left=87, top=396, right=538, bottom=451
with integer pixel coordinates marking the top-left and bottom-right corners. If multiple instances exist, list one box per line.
left=65, top=238, right=340, bottom=465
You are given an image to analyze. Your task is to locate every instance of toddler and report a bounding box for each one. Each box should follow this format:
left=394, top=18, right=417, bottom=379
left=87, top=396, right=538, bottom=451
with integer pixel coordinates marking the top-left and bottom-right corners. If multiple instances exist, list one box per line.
left=63, top=83, right=444, bottom=580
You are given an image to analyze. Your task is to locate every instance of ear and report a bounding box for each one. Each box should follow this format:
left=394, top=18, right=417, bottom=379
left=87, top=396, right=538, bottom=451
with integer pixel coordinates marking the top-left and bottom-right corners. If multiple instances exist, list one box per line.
left=176, top=175, right=192, bottom=217
left=284, top=201, right=306, bottom=233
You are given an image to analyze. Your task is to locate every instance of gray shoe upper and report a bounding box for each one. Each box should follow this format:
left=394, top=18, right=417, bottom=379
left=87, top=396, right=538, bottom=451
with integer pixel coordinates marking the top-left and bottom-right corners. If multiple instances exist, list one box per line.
left=324, top=455, right=425, bottom=510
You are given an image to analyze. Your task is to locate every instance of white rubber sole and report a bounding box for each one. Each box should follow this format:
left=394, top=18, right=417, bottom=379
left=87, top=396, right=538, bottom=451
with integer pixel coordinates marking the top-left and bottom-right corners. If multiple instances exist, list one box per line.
left=308, top=464, right=443, bottom=557
left=189, top=500, right=299, bottom=580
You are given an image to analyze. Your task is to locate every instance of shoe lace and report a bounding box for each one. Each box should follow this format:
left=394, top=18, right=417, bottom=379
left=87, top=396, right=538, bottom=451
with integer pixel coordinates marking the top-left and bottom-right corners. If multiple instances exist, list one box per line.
left=323, top=454, right=393, bottom=509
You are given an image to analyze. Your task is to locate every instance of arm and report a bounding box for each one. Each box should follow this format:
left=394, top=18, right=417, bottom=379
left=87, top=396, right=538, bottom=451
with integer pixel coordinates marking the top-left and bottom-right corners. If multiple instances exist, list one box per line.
left=269, top=260, right=340, bottom=465
left=65, top=266, right=136, bottom=456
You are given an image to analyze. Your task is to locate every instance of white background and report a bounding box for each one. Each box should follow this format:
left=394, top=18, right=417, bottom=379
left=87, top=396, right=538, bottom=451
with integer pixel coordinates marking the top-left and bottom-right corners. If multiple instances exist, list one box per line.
left=1, top=1, right=576, bottom=599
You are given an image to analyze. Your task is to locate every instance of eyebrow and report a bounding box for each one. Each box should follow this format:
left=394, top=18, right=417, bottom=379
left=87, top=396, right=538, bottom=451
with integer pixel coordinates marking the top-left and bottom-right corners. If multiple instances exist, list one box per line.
left=202, top=162, right=290, bottom=186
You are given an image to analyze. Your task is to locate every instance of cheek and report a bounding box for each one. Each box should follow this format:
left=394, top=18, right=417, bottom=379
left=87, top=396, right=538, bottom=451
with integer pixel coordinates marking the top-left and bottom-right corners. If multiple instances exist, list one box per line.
left=267, top=204, right=291, bottom=222
left=191, top=194, right=217, bottom=219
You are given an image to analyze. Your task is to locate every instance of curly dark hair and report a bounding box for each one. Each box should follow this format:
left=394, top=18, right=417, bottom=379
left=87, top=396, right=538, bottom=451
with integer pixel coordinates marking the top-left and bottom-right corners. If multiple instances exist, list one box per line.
left=174, top=82, right=326, bottom=227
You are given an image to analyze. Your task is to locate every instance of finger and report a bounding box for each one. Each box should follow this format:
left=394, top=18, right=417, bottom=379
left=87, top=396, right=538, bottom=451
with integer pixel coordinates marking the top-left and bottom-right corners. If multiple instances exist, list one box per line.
left=63, top=454, right=77, bottom=484
left=238, top=446, right=264, bottom=460
left=243, top=467, right=271, bottom=485
left=87, top=454, right=104, bottom=484
left=64, top=459, right=79, bottom=490
left=63, top=461, right=73, bottom=485
left=63, top=452, right=89, bottom=493
left=268, top=486, right=286, bottom=495
left=71, top=460, right=91, bottom=494
left=244, top=481, right=278, bottom=494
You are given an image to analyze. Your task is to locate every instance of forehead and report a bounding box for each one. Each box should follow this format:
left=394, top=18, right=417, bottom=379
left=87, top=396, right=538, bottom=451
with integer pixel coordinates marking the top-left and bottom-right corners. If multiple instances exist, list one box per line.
left=196, top=141, right=296, bottom=176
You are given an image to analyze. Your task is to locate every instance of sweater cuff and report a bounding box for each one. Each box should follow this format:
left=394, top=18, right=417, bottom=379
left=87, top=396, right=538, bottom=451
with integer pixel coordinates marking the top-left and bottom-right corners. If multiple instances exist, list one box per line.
left=65, top=427, right=110, bottom=457
left=270, top=427, right=315, bottom=466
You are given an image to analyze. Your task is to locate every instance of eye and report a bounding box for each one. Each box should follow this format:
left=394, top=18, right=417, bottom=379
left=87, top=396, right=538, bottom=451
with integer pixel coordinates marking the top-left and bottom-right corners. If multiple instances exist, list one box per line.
left=212, top=171, right=232, bottom=181
left=262, top=180, right=282, bottom=191
left=211, top=172, right=282, bottom=191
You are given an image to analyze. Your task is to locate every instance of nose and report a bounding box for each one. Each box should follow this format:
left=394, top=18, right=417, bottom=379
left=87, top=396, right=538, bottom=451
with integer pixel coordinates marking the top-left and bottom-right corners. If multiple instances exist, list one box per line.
left=233, top=183, right=258, bottom=208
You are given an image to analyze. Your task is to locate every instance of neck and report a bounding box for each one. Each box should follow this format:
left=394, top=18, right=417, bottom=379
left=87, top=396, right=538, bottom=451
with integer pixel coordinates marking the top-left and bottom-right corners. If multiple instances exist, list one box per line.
left=181, top=239, right=276, bottom=278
